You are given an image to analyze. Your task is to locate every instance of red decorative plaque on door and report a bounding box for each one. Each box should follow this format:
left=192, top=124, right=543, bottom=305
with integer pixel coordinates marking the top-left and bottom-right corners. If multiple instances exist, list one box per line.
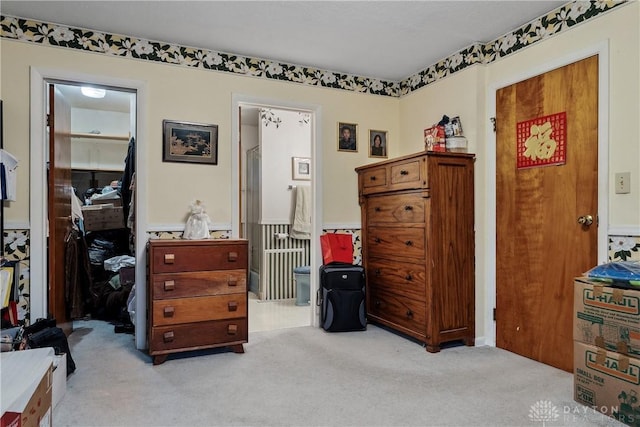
left=516, top=112, right=566, bottom=169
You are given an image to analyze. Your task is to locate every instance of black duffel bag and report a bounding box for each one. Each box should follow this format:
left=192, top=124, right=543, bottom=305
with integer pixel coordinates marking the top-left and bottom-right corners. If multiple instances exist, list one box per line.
left=26, top=326, right=76, bottom=375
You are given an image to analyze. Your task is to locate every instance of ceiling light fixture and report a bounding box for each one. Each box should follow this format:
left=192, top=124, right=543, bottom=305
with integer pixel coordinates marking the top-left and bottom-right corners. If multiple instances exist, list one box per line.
left=81, top=86, right=106, bottom=98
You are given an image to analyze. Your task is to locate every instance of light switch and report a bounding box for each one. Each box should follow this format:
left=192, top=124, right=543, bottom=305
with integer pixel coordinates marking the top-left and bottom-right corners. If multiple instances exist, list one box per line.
left=615, top=172, right=630, bottom=194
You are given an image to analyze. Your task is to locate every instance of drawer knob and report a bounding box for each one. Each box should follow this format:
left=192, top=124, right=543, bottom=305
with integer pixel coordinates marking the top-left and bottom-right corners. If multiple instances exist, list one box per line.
left=228, top=301, right=238, bottom=311
left=370, top=176, right=376, bottom=181
left=404, top=205, right=413, bottom=211
left=374, top=207, right=381, bottom=212
left=228, top=324, right=238, bottom=335
left=375, top=300, right=381, bottom=307
left=228, top=251, right=238, bottom=262
left=164, top=280, right=175, bottom=291
left=374, top=237, right=381, bottom=244
left=228, top=278, right=238, bottom=287
left=163, top=306, right=175, bottom=317
left=400, top=170, right=409, bottom=175
left=374, top=268, right=381, bottom=276
left=405, top=240, right=413, bottom=246
left=164, top=253, right=175, bottom=264
left=163, top=331, right=175, bottom=343
left=406, top=309, right=413, bottom=318
left=405, top=274, right=413, bottom=281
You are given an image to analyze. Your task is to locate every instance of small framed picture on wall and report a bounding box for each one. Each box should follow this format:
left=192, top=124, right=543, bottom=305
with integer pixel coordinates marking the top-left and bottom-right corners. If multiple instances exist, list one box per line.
left=337, top=122, right=357, bottom=152
left=369, top=130, right=388, bottom=158
left=292, top=157, right=311, bottom=180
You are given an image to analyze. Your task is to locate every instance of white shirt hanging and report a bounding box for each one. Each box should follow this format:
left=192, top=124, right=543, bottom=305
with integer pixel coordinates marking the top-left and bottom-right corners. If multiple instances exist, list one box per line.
left=0, top=149, right=18, bottom=201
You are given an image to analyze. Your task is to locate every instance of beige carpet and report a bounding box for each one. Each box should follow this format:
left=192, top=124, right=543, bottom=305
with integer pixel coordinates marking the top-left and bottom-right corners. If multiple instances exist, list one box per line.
left=52, top=320, right=624, bottom=427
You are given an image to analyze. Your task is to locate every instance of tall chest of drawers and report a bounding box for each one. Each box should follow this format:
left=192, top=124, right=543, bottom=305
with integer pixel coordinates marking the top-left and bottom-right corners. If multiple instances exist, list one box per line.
left=147, top=239, right=248, bottom=365
left=356, top=151, right=475, bottom=352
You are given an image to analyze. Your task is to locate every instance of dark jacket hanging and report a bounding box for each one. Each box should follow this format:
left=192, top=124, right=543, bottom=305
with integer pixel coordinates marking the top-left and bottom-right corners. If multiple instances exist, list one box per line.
left=121, top=136, right=135, bottom=224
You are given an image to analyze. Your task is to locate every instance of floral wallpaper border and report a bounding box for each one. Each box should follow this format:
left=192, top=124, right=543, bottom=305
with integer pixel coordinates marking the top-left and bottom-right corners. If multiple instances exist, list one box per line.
left=3, top=230, right=31, bottom=325
left=3, top=227, right=637, bottom=325
left=609, top=235, right=640, bottom=262
left=400, top=0, right=626, bottom=95
left=0, top=1, right=627, bottom=98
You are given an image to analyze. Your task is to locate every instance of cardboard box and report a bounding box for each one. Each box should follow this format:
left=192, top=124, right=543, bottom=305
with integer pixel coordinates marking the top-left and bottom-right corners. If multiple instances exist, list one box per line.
left=91, top=197, right=122, bottom=207
left=51, top=354, right=66, bottom=409
left=574, top=277, right=640, bottom=357
left=1, top=349, right=53, bottom=427
left=81, top=205, right=125, bottom=231
left=574, top=341, right=640, bottom=426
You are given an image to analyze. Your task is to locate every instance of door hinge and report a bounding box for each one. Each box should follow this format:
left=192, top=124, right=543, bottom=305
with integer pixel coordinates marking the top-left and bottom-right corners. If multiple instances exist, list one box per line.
left=490, top=117, right=496, bottom=133
left=493, top=307, right=496, bottom=321
left=46, top=114, right=52, bottom=127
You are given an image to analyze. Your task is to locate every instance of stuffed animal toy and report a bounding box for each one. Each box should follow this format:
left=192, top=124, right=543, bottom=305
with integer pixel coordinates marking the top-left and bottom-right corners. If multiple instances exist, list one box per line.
left=183, top=199, right=212, bottom=239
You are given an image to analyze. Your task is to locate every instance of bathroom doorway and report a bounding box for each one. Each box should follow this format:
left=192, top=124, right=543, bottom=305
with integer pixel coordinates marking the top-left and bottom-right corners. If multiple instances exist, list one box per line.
left=238, top=104, right=314, bottom=332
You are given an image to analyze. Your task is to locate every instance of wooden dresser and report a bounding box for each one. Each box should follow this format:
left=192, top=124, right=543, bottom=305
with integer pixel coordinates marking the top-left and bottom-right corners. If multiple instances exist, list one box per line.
left=147, top=239, right=248, bottom=365
left=355, top=150, right=475, bottom=352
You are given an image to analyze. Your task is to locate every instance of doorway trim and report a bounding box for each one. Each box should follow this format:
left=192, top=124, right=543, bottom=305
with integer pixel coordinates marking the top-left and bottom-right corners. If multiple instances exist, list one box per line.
left=29, top=67, right=149, bottom=349
left=231, top=94, right=322, bottom=327
left=484, top=41, right=610, bottom=347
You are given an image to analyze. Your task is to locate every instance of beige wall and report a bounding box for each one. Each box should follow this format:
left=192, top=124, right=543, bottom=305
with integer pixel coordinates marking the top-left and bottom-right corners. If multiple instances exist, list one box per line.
left=2, top=3, right=638, bottom=341
left=0, top=40, right=399, bottom=226
left=398, top=3, right=640, bottom=340
left=400, top=2, right=639, bottom=228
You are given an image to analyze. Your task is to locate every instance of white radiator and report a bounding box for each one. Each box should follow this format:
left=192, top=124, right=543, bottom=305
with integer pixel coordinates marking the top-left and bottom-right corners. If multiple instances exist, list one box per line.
left=261, top=224, right=310, bottom=301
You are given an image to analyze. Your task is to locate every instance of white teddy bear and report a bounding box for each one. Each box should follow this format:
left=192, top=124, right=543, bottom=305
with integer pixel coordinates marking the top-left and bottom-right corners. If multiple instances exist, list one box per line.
left=183, top=199, right=212, bottom=240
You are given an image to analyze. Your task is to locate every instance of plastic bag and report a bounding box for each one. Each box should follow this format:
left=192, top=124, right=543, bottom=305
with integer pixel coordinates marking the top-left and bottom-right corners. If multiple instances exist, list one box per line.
left=104, top=255, right=136, bottom=272
left=585, top=261, right=640, bottom=288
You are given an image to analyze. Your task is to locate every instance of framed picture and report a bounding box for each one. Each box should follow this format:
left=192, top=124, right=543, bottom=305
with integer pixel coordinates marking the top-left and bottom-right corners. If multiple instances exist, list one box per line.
left=292, top=157, right=311, bottom=180
left=369, top=129, right=388, bottom=158
left=337, top=122, right=357, bottom=152
left=163, top=120, right=218, bottom=164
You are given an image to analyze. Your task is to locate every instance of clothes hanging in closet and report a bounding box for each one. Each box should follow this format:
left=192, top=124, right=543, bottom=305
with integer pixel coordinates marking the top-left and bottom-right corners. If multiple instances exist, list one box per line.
left=65, top=226, right=93, bottom=319
left=120, top=137, right=135, bottom=224
left=0, top=149, right=18, bottom=201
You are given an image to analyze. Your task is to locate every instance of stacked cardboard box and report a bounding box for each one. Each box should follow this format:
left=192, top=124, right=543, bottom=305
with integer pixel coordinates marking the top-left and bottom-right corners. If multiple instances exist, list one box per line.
left=0, top=348, right=53, bottom=427
left=573, top=277, right=640, bottom=426
left=81, top=204, right=125, bottom=231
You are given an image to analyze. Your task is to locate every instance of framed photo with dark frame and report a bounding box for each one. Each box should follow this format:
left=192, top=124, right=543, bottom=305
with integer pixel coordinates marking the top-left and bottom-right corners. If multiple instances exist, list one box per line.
left=369, top=129, right=388, bottom=158
left=337, top=122, right=357, bottom=152
left=163, top=120, right=218, bottom=164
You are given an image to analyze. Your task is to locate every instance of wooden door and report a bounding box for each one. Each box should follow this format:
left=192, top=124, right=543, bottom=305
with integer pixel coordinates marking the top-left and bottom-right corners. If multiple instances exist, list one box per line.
left=496, top=56, right=598, bottom=372
left=48, top=84, right=73, bottom=335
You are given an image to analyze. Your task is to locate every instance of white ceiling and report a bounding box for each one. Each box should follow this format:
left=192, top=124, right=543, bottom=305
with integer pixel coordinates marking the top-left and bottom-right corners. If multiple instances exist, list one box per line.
left=3, top=0, right=567, bottom=82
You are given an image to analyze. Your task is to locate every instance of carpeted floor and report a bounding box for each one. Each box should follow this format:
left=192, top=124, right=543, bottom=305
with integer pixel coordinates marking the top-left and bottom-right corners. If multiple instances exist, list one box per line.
left=52, top=320, right=625, bottom=427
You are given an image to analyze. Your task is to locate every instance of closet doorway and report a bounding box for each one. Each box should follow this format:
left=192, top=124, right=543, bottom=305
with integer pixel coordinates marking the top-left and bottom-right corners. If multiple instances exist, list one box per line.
left=239, top=104, right=314, bottom=332
left=47, top=81, right=137, bottom=339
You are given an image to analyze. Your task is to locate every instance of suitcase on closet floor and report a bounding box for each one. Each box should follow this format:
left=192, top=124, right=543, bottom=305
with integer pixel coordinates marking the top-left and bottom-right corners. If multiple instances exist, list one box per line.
left=319, top=264, right=366, bottom=332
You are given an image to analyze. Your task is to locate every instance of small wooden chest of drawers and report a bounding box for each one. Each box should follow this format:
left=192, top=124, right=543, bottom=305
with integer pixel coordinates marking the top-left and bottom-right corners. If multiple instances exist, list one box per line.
left=147, top=239, right=248, bottom=365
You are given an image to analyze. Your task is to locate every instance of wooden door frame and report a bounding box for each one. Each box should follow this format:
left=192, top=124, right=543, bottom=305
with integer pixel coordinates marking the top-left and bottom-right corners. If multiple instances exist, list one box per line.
left=484, top=41, right=610, bottom=347
left=231, top=94, right=323, bottom=327
left=29, top=67, right=149, bottom=350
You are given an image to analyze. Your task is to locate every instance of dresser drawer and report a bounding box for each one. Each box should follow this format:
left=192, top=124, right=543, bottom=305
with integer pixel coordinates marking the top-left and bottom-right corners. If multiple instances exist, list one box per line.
left=368, top=288, right=426, bottom=335
left=152, top=269, right=246, bottom=299
left=367, top=227, right=425, bottom=260
left=367, top=193, right=426, bottom=224
left=367, top=258, right=426, bottom=301
left=360, top=167, right=387, bottom=194
left=389, top=158, right=426, bottom=190
left=150, top=243, right=247, bottom=273
left=150, top=319, right=248, bottom=353
left=152, top=294, right=247, bottom=326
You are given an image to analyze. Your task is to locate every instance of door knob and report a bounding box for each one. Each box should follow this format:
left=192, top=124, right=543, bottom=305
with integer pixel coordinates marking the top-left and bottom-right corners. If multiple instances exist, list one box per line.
left=577, top=215, right=593, bottom=226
